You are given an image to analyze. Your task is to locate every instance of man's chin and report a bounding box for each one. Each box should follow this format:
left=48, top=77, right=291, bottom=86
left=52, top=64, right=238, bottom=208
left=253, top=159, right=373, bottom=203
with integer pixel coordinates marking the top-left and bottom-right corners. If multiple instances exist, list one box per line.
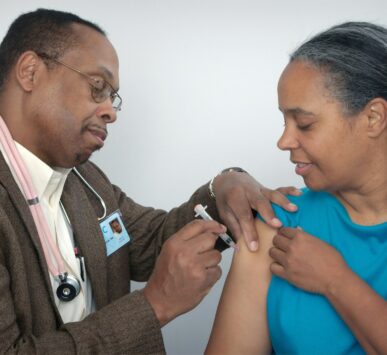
left=74, top=151, right=93, bottom=166
left=72, top=145, right=103, bottom=166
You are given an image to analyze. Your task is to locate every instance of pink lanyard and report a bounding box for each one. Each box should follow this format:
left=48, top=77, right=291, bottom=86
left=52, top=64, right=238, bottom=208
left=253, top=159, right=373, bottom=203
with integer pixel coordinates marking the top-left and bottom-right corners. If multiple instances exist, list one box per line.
left=0, top=116, right=65, bottom=278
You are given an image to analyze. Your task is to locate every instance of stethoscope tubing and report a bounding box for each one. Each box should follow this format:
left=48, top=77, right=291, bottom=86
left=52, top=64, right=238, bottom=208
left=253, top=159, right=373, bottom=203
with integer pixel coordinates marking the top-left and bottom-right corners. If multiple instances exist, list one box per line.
left=73, top=167, right=107, bottom=220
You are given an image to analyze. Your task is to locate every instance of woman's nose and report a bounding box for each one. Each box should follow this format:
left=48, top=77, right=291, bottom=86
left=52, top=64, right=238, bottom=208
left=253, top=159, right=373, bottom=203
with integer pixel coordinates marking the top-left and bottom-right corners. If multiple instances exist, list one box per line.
left=277, top=125, right=299, bottom=151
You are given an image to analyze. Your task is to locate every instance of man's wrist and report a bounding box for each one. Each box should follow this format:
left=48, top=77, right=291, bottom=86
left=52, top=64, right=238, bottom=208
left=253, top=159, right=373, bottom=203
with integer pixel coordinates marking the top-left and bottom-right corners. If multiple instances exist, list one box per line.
left=142, top=286, right=170, bottom=327
left=208, top=167, right=248, bottom=199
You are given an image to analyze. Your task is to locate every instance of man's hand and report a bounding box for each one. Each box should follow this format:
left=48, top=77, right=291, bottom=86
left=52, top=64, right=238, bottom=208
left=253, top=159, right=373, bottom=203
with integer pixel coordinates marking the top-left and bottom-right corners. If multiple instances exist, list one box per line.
left=142, top=220, right=224, bottom=326
left=269, top=227, right=350, bottom=295
left=213, top=170, right=300, bottom=251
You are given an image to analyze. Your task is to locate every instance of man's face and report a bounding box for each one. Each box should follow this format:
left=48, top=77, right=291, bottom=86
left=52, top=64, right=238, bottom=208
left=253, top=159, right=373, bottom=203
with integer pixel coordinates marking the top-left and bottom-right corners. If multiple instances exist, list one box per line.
left=110, top=220, right=122, bottom=234
left=24, top=24, right=120, bottom=168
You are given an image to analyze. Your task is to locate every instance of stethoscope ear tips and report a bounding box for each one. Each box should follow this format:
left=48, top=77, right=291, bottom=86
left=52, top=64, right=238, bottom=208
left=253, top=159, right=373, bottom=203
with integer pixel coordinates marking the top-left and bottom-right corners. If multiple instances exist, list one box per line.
left=56, top=273, right=81, bottom=302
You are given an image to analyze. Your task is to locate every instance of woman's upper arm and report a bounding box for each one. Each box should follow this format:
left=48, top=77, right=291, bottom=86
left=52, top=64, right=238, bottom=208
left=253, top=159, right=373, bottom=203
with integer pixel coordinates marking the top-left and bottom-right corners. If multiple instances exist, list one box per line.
left=205, top=219, right=277, bottom=355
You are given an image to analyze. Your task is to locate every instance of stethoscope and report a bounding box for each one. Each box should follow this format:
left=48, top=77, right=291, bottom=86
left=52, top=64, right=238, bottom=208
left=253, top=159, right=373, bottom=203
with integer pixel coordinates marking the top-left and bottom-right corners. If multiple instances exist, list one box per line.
left=0, top=116, right=107, bottom=302
left=72, top=167, right=107, bottom=221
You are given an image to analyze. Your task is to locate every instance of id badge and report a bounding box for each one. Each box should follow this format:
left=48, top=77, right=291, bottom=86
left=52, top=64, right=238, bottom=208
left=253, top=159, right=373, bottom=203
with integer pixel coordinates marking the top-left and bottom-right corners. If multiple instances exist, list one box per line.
left=100, top=210, right=131, bottom=256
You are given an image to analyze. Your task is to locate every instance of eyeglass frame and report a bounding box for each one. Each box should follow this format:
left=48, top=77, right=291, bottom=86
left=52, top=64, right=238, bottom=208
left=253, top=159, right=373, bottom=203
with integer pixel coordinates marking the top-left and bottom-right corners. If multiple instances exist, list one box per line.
left=37, top=53, right=122, bottom=112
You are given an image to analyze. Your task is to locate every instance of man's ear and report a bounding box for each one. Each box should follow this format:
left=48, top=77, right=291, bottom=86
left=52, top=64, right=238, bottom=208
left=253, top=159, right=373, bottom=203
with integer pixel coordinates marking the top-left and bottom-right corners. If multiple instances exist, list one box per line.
left=15, top=51, right=43, bottom=92
left=363, top=98, right=387, bottom=138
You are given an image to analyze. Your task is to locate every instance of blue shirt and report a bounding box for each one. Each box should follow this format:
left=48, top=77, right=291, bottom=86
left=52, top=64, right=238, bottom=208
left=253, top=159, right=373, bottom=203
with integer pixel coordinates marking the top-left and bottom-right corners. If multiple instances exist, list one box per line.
left=265, top=188, right=387, bottom=355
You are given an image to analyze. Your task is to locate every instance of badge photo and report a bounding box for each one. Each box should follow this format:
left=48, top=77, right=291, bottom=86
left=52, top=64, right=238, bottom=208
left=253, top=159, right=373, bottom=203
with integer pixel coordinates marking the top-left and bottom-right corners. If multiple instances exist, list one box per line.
left=100, top=210, right=131, bottom=256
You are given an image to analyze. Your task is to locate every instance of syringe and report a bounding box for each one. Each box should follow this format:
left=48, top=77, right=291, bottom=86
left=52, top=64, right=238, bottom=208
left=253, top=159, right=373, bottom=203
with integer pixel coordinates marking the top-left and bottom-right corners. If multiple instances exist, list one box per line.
left=194, top=204, right=236, bottom=249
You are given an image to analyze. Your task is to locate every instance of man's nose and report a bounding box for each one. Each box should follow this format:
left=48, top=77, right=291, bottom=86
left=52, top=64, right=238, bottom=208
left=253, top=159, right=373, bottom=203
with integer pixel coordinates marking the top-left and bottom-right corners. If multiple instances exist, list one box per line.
left=97, top=98, right=118, bottom=124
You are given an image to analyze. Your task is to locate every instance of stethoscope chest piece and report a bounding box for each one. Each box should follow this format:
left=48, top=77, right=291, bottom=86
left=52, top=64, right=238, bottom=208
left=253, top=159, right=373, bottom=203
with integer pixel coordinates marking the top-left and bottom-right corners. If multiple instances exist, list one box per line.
left=56, top=272, right=81, bottom=302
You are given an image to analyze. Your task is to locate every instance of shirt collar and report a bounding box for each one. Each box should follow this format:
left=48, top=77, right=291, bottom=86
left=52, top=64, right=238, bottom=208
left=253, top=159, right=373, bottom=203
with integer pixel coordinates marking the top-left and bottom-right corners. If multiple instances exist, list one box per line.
left=14, top=142, right=71, bottom=206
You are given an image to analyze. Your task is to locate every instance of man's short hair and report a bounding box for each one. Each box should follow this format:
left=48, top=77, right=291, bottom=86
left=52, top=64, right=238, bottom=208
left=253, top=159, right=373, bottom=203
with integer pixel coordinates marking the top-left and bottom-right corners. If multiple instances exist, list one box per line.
left=0, top=8, right=106, bottom=91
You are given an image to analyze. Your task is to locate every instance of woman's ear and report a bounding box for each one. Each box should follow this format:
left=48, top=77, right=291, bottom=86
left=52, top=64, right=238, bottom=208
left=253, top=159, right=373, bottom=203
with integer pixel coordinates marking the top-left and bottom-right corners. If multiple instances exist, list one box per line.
left=15, top=51, right=43, bottom=92
left=364, top=98, right=387, bottom=138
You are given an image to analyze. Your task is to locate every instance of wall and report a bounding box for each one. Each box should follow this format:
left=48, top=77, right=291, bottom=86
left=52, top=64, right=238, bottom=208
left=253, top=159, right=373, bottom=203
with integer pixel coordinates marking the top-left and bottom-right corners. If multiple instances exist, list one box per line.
left=1, top=1, right=386, bottom=353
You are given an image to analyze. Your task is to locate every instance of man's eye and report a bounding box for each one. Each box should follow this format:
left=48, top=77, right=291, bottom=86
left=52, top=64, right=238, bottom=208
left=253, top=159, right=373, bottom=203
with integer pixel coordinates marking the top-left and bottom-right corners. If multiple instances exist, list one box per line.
left=91, top=87, right=104, bottom=100
left=92, top=82, right=109, bottom=98
left=92, top=78, right=105, bottom=90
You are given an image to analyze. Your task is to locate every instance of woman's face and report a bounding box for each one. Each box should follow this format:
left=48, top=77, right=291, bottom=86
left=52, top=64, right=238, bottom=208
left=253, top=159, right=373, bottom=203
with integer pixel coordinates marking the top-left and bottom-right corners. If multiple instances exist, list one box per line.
left=277, top=60, right=370, bottom=192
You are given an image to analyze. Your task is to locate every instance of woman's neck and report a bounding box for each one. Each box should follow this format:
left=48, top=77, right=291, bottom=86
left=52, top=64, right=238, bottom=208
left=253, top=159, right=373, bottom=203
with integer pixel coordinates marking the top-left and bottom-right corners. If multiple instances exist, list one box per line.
left=334, top=177, right=387, bottom=225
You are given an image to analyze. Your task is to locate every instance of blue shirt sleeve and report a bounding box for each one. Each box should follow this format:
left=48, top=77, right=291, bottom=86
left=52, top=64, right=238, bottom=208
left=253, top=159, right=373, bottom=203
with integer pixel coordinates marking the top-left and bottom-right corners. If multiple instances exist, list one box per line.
left=255, top=188, right=310, bottom=228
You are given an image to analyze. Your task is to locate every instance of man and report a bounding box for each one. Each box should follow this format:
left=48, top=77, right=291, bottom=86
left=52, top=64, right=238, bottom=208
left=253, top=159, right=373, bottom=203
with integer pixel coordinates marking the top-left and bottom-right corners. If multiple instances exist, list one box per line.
left=0, top=9, right=297, bottom=353
left=109, top=218, right=123, bottom=235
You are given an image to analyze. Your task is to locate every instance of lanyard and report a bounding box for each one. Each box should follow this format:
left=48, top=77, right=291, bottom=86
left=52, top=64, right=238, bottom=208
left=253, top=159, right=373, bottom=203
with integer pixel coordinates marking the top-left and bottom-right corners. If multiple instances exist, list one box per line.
left=0, top=116, right=66, bottom=278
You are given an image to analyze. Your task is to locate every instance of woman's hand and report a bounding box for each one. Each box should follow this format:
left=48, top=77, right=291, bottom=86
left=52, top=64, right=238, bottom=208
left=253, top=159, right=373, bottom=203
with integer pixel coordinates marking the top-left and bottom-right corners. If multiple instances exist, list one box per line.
left=269, top=227, right=350, bottom=295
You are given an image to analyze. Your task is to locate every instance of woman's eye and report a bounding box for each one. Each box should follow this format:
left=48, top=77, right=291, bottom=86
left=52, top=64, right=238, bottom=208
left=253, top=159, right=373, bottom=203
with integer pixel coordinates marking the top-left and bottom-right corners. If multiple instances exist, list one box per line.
left=298, top=124, right=313, bottom=131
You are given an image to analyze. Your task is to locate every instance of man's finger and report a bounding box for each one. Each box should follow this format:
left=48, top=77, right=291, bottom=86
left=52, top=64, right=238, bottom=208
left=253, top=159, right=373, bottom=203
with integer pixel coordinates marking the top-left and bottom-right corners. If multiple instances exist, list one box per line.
left=221, top=193, right=259, bottom=251
left=262, top=188, right=298, bottom=213
left=276, top=186, right=303, bottom=197
left=205, top=265, right=222, bottom=286
left=251, top=194, right=283, bottom=229
left=199, top=249, right=222, bottom=269
left=218, top=205, right=242, bottom=240
left=186, top=231, right=219, bottom=254
left=178, top=219, right=226, bottom=241
left=239, top=212, right=259, bottom=252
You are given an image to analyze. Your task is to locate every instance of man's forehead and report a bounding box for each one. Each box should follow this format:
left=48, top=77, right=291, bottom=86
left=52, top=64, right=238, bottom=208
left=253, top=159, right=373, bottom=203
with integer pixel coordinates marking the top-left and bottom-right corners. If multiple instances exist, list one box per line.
left=64, top=24, right=119, bottom=83
left=73, top=25, right=115, bottom=53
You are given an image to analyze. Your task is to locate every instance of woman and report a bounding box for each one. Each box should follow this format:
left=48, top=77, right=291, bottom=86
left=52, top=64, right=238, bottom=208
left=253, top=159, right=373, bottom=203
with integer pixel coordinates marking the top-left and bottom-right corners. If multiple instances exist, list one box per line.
left=206, top=22, right=387, bottom=354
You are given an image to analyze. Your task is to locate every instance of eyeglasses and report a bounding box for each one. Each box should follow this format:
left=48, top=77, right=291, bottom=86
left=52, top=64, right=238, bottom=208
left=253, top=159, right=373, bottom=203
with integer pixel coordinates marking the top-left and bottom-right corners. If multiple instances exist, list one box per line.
left=38, top=54, right=122, bottom=111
